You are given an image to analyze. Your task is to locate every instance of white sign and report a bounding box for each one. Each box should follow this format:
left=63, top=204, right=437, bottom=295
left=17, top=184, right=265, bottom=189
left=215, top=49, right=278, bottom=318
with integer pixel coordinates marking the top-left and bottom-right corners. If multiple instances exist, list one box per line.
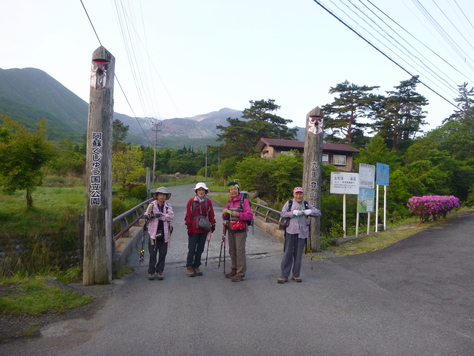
left=359, top=163, right=375, bottom=189
left=330, top=172, right=359, bottom=195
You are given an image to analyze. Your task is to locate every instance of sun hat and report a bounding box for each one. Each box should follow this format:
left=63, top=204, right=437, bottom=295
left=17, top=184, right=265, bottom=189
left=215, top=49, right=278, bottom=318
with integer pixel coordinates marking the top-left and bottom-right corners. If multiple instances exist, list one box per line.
left=293, top=187, right=304, bottom=193
left=193, top=182, right=209, bottom=192
left=154, top=187, right=171, bottom=200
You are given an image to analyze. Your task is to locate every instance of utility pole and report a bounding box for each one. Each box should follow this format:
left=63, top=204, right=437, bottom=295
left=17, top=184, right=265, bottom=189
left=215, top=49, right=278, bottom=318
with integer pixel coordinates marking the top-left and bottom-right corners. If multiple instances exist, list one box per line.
left=205, top=145, right=209, bottom=179
left=83, top=46, right=115, bottom=286
left=151, top=121, right=163, bottom=183
left=302, top=106, right=323, bottom=252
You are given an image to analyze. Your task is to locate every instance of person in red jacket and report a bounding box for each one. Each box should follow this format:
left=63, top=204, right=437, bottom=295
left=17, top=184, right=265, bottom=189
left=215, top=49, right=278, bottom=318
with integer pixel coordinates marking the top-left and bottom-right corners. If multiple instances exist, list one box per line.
left=184, top=182, right=216, bottom=277
left=222, top=181, right=254, bottom=282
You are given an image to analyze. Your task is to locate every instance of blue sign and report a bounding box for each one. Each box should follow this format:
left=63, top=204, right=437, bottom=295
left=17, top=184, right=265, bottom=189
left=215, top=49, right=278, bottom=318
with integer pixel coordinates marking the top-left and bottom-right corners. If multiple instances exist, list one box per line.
left=376, top=163, right=390, bottom=186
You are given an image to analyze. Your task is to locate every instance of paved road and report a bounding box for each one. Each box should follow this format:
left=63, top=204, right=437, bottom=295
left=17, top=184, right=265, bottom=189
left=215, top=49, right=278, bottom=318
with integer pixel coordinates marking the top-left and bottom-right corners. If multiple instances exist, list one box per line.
left=2, top=185, right=474, bottom=355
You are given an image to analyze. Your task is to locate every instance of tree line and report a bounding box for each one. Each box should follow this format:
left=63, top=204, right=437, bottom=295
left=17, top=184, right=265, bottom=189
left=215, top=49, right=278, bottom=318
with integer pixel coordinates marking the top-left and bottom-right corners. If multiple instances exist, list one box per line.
left=1, top=77, right=473, bottom=229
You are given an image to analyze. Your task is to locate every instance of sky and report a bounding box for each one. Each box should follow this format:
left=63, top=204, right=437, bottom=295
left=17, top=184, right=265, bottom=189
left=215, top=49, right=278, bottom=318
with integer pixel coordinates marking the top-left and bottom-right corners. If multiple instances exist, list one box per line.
left=2, top=0, right=474, bottom=133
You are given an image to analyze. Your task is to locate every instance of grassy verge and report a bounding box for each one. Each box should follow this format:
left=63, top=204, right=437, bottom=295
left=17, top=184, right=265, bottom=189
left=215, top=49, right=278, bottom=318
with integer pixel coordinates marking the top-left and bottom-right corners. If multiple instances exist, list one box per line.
left=0, top=275, right=93, bottom=316
left=325, top=209, right=473, bottom=257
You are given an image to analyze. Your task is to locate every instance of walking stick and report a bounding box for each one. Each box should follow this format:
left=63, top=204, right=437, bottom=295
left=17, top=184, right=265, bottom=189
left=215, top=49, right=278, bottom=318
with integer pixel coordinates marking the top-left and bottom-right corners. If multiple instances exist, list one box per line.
left=218, top=224, right=227, bottom=274
left=205, top=241, right=210, bottom=266
left=139, top=218, right=148, bottom=264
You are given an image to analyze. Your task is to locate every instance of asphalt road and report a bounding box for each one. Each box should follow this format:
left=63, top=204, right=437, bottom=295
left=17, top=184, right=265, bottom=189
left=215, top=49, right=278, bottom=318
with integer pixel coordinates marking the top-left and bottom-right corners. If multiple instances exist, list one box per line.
left=1, top=185, right=473, bottom=356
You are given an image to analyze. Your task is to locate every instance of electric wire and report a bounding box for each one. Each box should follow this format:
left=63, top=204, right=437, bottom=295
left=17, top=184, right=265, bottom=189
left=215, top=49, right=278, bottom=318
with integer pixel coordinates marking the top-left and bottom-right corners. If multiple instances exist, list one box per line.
left=313, top=0, right=458, bottom=108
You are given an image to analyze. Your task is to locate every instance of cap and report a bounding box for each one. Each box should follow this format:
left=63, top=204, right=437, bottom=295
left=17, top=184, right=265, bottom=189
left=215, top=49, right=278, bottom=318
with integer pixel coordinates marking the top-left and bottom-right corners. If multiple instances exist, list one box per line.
left=293, top=187, right=304, bottom=194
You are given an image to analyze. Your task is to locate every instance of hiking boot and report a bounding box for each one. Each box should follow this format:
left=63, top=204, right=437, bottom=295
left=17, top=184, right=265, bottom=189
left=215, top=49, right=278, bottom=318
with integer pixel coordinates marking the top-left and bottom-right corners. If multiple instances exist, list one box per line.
left=231, top=273, right=245, bottom=282
left=156, top=271, right=164, bottom=280
left=148, top=273, right=155, bottom=280
left=194, top=267, right=203, bottom=276
left=186, top=266, right=195, bottom=277
left=225, top=268, right=237, bottom=279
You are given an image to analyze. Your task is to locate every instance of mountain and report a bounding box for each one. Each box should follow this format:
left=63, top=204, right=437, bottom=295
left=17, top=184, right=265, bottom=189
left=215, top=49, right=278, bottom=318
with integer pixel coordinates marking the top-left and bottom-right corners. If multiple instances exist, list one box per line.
left=0, top=68, right=304, bottom=149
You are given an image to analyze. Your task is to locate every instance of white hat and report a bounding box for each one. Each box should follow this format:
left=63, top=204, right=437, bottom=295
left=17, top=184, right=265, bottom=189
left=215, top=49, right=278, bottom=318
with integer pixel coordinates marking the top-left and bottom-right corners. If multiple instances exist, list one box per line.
left=193, top=182, right=209, bottom=192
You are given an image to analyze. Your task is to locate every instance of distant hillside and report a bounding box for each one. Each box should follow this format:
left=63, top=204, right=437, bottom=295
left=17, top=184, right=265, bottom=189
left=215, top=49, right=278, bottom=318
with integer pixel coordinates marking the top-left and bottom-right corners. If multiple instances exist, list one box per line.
left=0, top=68, right=304, bottom=149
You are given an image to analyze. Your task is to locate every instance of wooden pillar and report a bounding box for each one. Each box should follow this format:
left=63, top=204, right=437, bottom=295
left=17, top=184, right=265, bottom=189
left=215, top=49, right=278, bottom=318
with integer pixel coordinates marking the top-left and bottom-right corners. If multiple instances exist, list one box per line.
left=302, top=107, right=323, bottom=251
left=83, top=47, right=115, bottom=286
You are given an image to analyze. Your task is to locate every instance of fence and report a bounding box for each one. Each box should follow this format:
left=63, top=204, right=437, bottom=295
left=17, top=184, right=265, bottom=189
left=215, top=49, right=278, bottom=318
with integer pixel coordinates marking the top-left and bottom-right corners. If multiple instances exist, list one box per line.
left=113, top=198, right=153, bottom=241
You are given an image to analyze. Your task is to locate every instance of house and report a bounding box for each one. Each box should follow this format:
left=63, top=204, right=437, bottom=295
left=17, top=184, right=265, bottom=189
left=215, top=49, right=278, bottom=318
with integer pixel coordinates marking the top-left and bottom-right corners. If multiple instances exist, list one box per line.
left=254, top=138, right=360, bottom=172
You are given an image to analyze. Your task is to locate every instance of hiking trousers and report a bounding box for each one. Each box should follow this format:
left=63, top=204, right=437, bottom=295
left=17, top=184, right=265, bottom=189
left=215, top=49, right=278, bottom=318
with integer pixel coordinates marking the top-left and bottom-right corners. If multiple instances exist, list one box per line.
left=148, top=236, right=168, bottom=273
left=281, top=232, right=306, bottom=278
left=187, top=232, right=207, bottom=268
left=228, top=229, right=247, bottom=275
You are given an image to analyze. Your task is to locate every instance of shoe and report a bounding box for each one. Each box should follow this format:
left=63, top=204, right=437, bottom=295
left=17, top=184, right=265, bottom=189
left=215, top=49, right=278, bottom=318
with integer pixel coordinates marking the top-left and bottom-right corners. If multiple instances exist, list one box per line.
left=156, top=271, right=164, bottom=280
left=194, top=267, right=203, bottom=276
left=225, top=268, right=237, bottom=279
left=277, top=277, right=288, bottom=284
left=186, top=266, right=195, bottom=277
left=148, top=273, right=155, bottom=280
left=231, top=273, right=245, bottom=282
left=292, top=276, right=302, bottom=283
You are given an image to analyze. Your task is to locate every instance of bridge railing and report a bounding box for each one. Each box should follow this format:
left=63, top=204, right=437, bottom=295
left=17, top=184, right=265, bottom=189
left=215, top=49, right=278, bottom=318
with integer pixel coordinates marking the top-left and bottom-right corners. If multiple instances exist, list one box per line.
left=251, top=202, right=284, bottom=229
left=113, top=198, right=153, bottom=241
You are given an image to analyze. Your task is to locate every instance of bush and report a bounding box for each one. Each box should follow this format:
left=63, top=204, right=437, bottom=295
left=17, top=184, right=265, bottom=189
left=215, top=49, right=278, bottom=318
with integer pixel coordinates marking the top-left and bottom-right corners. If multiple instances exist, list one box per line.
left=407, top=195, right=460, bottom=222
left=130, top=185, right=147, bottom=200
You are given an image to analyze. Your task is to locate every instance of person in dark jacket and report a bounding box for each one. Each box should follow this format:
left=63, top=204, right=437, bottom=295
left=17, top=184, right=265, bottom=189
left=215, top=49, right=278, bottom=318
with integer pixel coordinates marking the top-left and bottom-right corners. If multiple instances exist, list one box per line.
left=184, top=182, right=216, bottom=277
left=222, top=181, right=254, bottom=282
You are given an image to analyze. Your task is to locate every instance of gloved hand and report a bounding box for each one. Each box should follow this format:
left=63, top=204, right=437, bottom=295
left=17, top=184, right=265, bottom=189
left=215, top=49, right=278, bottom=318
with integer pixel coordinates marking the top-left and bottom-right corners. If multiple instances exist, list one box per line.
left=292, top=210, right=303, bottom=216
left=144, top=214, right=150, bottom=220
left=154, top=212, right=162, bottom=218
left=303, top=209, right=312, bottom=216
left=187, top=228, right=192, bottom=237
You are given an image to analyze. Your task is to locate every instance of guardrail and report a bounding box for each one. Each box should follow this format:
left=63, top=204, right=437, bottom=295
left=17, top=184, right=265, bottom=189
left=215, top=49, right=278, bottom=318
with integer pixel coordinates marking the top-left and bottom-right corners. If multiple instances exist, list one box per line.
left=251, top=201, right=284, bottom=229
left=113, top=198, right=153, bottom=241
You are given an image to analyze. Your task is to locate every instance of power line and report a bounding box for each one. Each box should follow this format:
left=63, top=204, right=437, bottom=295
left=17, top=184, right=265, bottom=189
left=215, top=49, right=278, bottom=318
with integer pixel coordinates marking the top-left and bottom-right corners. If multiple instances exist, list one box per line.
left=312, top=0, right=457, bottom=108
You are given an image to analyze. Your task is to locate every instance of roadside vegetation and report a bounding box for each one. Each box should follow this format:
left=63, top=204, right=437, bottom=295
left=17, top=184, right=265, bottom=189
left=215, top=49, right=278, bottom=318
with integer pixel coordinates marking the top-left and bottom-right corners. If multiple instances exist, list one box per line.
left=1, top=79, right=474, bottom=322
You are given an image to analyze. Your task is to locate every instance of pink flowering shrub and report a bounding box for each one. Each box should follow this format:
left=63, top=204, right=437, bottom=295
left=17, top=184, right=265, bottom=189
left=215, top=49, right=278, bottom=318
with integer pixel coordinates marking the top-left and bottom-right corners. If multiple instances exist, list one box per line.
left=407, top=195, right=460, bottom=222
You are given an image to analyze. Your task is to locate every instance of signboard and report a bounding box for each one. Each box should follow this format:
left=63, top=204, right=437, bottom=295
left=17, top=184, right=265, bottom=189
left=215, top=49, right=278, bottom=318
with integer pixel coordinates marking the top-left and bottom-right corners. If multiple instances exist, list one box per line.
left=330, top=172, right=359, bottom=195
left=359, top=163, right=375, bottom=189
left=357, top=188, right=375, bottom=213
left=376, top=163, right=390, bottom=186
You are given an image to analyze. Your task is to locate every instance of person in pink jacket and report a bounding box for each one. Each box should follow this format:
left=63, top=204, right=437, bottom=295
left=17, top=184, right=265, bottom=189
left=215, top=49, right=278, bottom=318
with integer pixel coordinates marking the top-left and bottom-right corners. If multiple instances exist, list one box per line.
left=222, top=181, right=254, bottom=282
left=144, top=187, right=174, bottom=280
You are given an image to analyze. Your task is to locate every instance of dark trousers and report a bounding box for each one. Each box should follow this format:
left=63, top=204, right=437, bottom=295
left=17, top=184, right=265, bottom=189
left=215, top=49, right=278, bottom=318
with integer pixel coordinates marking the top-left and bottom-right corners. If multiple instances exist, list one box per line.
left=281, top=232, right=306, bottom=278
left=187, top=232, right=207, bottom=268
left=148, top=236, right=168, bottom=273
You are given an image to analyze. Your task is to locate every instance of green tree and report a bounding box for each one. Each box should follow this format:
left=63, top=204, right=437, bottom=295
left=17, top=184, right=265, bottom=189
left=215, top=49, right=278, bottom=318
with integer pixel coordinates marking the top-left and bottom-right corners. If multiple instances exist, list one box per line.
left=113, top=119, right=130, bottom=151
left=374, top=76, right=428, bottom=151
left=216, top=99, right=297, bottom=158
left=322, top=81, right=379, bottom=147
left=354, top=135, right=400, bottom=169
left=0, top=116, right=56, bottom=208
left=112, top=145, right=146, bottom=188
left=233, top=151, right=303, bottom=202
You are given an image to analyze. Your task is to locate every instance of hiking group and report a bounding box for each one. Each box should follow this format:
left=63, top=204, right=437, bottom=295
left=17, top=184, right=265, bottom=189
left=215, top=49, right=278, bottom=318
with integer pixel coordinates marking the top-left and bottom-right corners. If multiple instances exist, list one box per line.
left=144, top=183, right=321, bottom=284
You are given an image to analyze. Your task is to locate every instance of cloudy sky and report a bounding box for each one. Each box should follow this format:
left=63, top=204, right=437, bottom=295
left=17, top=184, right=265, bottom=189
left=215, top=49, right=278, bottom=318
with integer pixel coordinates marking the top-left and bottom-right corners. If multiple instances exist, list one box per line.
left=2, top=0, right=473, bottom=132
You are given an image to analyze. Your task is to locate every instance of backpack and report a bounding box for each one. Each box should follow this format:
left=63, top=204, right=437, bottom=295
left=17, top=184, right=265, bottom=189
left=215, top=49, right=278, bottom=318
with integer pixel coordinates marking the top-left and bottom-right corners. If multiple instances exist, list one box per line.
left=227, top=191, right=254, bottom=229
left=281, top=199, right=309, bottom=228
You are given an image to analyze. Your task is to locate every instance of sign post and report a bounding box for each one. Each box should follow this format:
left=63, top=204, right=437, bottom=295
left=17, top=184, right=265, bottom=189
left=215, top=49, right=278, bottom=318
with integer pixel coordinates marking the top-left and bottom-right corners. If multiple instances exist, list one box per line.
left=83, top=46, right=115, bottom=286
left=330, top=172, right=359, bottom=238
left=375, top=163, right=390, bottom=232
left=302, top=107, right=323, bottom=251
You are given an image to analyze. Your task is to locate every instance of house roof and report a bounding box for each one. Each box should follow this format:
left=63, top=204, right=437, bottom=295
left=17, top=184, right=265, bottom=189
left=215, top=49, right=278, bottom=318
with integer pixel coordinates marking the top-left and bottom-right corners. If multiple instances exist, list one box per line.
left=254, top=138, right=359, bottom=153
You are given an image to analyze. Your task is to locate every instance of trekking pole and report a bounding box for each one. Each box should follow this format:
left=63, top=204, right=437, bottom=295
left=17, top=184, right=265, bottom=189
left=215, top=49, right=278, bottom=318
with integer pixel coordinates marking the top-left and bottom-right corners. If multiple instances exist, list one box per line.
left=309, top=220, right=314, bottom=270
left=205, top=241, right=210, bottom=267
left=222, top=224, right=227, bottom=275
left=218, top=239, right=223, bottom=269
left=139, top=218, right=148, bottom=264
